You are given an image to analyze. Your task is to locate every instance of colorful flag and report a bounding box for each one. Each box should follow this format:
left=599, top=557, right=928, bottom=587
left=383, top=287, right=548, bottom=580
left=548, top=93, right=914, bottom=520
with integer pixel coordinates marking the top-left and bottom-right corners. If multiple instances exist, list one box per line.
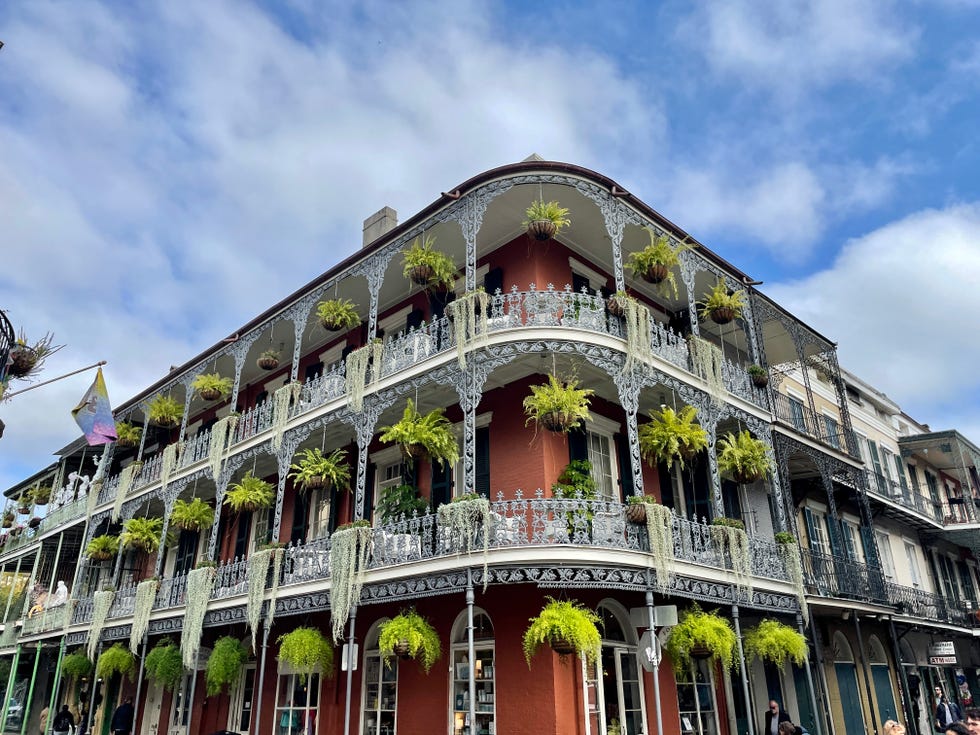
left=72, top=368, right=117, bottom=445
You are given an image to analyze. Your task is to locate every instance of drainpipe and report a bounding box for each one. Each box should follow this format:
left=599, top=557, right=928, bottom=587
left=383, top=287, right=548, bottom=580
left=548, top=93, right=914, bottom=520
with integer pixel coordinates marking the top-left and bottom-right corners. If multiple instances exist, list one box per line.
left=343, top=605, right=357, bottom=735
left=129, top=633, right=149, bottom=735
left=252, top=620, right=271, bottom=735
left=87, top=642, right=101, bottom=734
left=797, top=613, right=823, bottom=735
left=645, top=587, right=663, bottom=735
left=19, top=643, right=42, bottom=735
left=0, top=644, right=21, bottom=732
left=887, top=616, right=917, bottom=735
left=44, top=636, right=66, bottom=735
left=186, top=649, right=201, bottom=735
left=853, top=614, right=878, bottom=735
left=731, top=606, right=755, bottom=735
left=467, top=570, right=476, bottom=735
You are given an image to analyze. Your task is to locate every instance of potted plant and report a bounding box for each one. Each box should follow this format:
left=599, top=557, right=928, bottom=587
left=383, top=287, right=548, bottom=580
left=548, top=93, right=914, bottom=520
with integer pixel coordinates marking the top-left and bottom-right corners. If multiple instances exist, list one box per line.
left=147, top=394, right=183, bottom=429
left=664, top=605, right=736, bottom=671
left=288, top=448, right=351, bottom=493
left=379, top=399, right=459, bottom=466
left=316, top=298, right=360, bottom=332
left=522, top=375, right=594, bottom=434
left=27, top=516, right=41, bottom=529
left=86, top=534, right=119, bottom=561
left=699, top=280, right=746, bottom=325
left=774, top=533, right=807, bottom=621
left=716, top=431, right=772, bottom=484
left=206, top=635, right=250, bottom=695
left=191, top=373, right=233, bottom=402
left=61, top=650, right=93, bottom=681
left=606, top=291, right=630, bottom=318
left=144, top=639, right=182, bottom=691
left=16, top=491, right=31, bottom=515
left=257, top=348, right=281, bottom=371
left=1, top=510, right=13, bottom=529
left=638, top=405, right=708, bottom=470
left=743, top=619, right=807, bottom=667
left=747, top=364, right=769, bottom=389
left=96, top=643, right=136, bottom=681
left=120, top=517, right=165, bottom=554
left=627, top=228, right=695, bottom=297
left=522, top=597, right=601, bottom=665
left=8, top=526, right=23, bottom=538
left=378, top=609, right=441, bottom=673
left=522, top=200, right=571, bottom=241
left=278, top=626, right=334, bottom=680
left=170, top=498, right=215, bottom=532
left=376, top=484, right=429, bottom=525
left=224, top=472, right=274, bottom=513
left=401, top=235, right=457, bottom=290
left=625, top=494, right=661, bottom=524
left=6, top=332, right=58, bottom=379
left=115, top=422, right=142, bottom=449
left=32, top=486, right=51, bottom=506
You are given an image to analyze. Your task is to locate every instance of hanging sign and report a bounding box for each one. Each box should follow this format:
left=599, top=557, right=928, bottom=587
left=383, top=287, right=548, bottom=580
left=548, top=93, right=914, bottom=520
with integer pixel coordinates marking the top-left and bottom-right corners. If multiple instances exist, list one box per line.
left=928, top=641, right=957, bottom=665
left=637, top=630, right=662, bottom=672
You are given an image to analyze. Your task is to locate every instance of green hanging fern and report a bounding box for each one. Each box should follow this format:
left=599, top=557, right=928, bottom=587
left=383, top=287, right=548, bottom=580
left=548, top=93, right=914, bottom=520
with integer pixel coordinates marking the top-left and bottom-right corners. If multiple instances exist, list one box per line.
left=378, top=609, right=442, bottom=673
left=638, top=405, right=708, bottom=469
left=115, top=422, right=143, bottom=447
left=288, top=448, right=352, bottom=493
left=86, top=534, right=120, bottom=561
left=144, top=640, right=183, bottom=691
left=206, top=636, right=250, bottom=696
left=316, top=298, right=360, bottom=331
left=61, top=650, right=93, bottom=680
left=147, top=394, right=183, bottom=427
left=379, top=399, right=459, bottom=467
left=401, top=235, right=457, bottom=290
left=278, top=627, right=334, bottom=682
left=663, top=604, right=736, bottom=672
left=170, top=498, right=215, bottom=532
left=698, top=279, right=747, bottom=322
left=120, top=517, right=165, bottom=554
left=626, top=227, right=696, bottom=298
left=96, top=643, right=136, bottom=681
left=742, top=619, right=807, bottom=668
left=224, top=472, right=275, bottom=512
left=716, top=431, right=773, bottom=484
left=522, top=200, right=571, bottom=232
left=522, top=597, right=601, bottom=667
left=522, top=375, right=594, bottom=434
left=191, top=373, right=233, bottom=401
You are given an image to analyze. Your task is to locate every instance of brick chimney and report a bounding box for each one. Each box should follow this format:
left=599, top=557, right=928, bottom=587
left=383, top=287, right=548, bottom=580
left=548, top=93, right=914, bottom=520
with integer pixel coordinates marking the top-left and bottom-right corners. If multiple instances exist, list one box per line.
left=362, top=206, right=398, bottom=248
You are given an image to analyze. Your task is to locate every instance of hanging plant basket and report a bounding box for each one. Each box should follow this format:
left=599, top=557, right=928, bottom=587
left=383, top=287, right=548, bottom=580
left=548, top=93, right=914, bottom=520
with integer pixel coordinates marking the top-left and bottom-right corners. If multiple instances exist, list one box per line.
left=1, top=517, right=12, bottom=529
left=302, top=475, right=326, bottom=490
left=28, top=517, right=41, bottom=529
left=690, top=643, right=713, bottom=660
left=7, top=347, right=38, bottom=378
left=155, top=415, right=179, bottom=429
left=639, top=263, right=670, bottom=284
left=626, top=504, right=647, bottom=524
left=550, top=638, right=577, bottom=656
left=9, top=527, right=22, bottom=538
left=407, top=264, right=435, bottom=287
left=321, top=317, right=348, bottom=332
left=393, top=640, right=412, bottom=659
left=606, top=295, right=628, bottom=317
left=708, top=306, right=736, bottom=324
left=540, top=411, right=578, bottom=433
left=257, top=355, right=279, bottom=370
left=17, top=504, right=30, bottom=515
left=751, top=373, right=769, bottom=389
left=401, top=443, right=429, bottom=462
left=199, top=387, right=223, bottom=401
left=527, top=219, right=557, bottom=241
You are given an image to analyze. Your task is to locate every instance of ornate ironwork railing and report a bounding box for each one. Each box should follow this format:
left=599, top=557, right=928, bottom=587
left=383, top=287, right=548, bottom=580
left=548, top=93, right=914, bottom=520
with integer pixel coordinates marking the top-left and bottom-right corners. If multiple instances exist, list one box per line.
left=865, top=471, right=944, bottom=522
left=0, top=309, right=14, bottom=384
left=771, top=392, right=856, bottom=457
left=886, top=581, right=977, bottom=627
left=799, top=547, right=887, bottom=603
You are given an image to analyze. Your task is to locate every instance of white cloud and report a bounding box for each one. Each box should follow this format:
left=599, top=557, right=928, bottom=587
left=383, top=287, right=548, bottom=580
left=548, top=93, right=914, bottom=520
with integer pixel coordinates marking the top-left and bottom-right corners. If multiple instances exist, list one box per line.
left=686, top=0, right=917, bottom=94
left=766, top=203, right=980, bottom=440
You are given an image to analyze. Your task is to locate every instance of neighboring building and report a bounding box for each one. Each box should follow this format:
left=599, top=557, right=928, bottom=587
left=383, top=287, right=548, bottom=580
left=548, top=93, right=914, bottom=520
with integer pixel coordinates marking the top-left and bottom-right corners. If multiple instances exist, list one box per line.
left=0, top=159, right=976, bottom=735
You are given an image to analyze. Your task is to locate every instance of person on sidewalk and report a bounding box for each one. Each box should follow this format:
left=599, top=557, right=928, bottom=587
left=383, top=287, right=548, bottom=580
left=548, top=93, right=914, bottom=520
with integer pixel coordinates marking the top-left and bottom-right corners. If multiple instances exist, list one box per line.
left=51, top=704, right=76, bottom=735
left=110, top=697, right=134, bottom=735
left=764, top=700, right=792, bottom=735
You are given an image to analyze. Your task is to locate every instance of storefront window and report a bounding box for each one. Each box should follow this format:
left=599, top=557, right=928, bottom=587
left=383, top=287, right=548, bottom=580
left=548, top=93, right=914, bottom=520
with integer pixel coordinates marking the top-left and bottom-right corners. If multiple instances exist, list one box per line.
left=275, top=672, right=319, bottom=735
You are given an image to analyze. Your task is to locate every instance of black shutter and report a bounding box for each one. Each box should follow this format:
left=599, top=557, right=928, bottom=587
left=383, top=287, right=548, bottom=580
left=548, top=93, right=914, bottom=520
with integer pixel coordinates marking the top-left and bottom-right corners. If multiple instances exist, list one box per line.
left=304, top=362, right=323, bottom=382
left=363, top=463, right=376, bottom=524
left=407, top=307, right=425, bottom=331
left=568, top=427, right=588, bottom=463
left=572, top=272, right=591, bottom=294
left=328, top=488, right=340, bottom=535
left=174, top=530, right=199, bottom=576
left=615, top=434, right=633, bottom=501
left=234, top=511, right=252, bottom=558
left=429, top=290, right=455, bottom=320
left=722, top=479, right=742, bottom=520
left=341, top=344, right=355, bottom=361
left=431, top=461, right=452, bottom=509
left=475, top=427, right=491, bottom=499
left=290, top=491, right=308, bottom=544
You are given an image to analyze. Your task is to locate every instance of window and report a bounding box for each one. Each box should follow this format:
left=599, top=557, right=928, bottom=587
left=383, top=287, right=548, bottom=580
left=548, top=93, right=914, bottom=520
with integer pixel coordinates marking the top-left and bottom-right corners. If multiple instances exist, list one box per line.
left=228, top=664, right=257, bottom=733
left=822, top=414, right=841, bottom=449
left=170, top=672, right=194, bottom=733
left=802, top=508, right=831, bottom=556
left=676, top=659, right=719, bottom=735
left=372, top=446, right=407, bottom=520
left=275, top=672, right=319, bottom=735
left=308, top=486, right=333, bottom=540
left=450, top=610, right=495, bottom=735
left=788, top=395, right=807, bottom=433
left=585, top=603, right=646, bottom=735
left=875, top=531, right=895, bottom=581
left=586, top=416, right=621, bottom=501
left=251, top=507, right=271, bottom=553
left=362, top=621, right=397, bottom=735
left=904, top=543, right=921, bottom=587
left=842, top=523, right=865, bottom=563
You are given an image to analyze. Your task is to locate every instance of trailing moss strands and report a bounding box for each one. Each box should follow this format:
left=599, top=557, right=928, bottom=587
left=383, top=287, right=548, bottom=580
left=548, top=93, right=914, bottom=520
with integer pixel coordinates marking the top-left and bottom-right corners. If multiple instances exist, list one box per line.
left=446, top=290, right=490, bottom=369
left=144, top=640, right=182, bottom=691
left=207, top=413, right=240, bottom=481
left=88, top=590, right=115, bottom=659
left=159, top=441, right=183, bottom=492
left=182, top=565, right=216, bottom=668
left=710, top=519, right=752, bottom=596
left=345, top=340, right=385, bottom=413
left=436, top=495, right=491, bottom=589
left=271, top=382, right=303, bottom=452
left=776, top=535, right=808, bottom=623
left=247, top=548, right=274, bottom=647
left=329, top=522, right=372, bottom=642
left=621, top=296, right=654, bottom=371
left=644, top=502, right=675, bottom=593
left=130, top=578, right=160, bottom=653
left=113, top=462, right=143, bottom=521
left=267, top=546, right=284, bottom=631
left=688, top=336, right=725, bottom=405
left=206, top=636, right=249, bottom=696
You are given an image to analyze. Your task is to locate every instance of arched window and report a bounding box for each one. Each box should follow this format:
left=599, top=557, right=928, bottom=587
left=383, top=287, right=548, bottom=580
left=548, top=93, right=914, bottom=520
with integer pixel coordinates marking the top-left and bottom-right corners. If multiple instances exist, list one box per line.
left=589, top=601, right=648, bottom=735
left=361, top=618, right=397, bottom=735
left=449, top=608, right=495, bottom=735
left=832, top=632, right=854, bottom=663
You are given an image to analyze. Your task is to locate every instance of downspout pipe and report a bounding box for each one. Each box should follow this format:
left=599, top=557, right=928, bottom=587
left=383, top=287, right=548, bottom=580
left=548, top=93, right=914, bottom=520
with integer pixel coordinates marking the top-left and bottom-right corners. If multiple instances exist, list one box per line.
left=252, top=619, right=271, bottom=735
left=343, top=605, right=357, bottom=735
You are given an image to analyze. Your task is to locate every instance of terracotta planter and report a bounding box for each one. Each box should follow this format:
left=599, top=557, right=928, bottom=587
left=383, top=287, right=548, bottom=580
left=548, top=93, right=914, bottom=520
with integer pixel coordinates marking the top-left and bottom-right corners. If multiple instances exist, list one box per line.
left=540, top=411, right=578, bottom=433
left=606, top=296, right=627, bottom=318
left=709, top=306, right=736, bottom=325
left=393, top=640, right=412, bottom=659
left=527, top=220, right=557, bottom=241
left=199, top=388, right=223, bottom=402
left=640, top=264, right=670, bottom=285
left=6, top=348, right=37, bottom=378
left=17, top=506, right=29, bottom=515
left=751, top=373, right=769, bottom=389
left=257, top=356, right=280, bottom=371
left=1, top=519, right=11, bottom=529
left=550, top=638, right=577, bottom=656
left=407, top=264, right=435, bottom=287
left=690, top=643, right=713, bottom=660
left=626, top=503, right=647, bottom=524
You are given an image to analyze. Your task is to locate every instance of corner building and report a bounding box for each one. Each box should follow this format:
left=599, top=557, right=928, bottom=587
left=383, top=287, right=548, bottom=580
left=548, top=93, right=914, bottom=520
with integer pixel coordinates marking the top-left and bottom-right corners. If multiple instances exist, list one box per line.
left=1, top=159, right=974, bottom=735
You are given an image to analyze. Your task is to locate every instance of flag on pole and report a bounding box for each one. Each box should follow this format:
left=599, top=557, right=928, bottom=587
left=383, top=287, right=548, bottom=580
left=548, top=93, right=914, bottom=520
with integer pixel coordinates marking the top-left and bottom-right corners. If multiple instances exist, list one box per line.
left=72, top=367, right=117, bottom=445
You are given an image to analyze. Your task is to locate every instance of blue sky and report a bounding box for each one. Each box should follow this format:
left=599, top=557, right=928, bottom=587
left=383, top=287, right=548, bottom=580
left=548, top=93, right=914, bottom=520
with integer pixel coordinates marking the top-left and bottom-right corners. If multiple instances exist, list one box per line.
left=1, top=0, right=979, bottom=489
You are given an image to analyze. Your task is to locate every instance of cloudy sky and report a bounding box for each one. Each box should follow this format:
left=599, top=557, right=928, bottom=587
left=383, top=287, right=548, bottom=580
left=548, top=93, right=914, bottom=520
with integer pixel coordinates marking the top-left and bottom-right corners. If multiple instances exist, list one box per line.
left=1, top=0, right=979, bottom=489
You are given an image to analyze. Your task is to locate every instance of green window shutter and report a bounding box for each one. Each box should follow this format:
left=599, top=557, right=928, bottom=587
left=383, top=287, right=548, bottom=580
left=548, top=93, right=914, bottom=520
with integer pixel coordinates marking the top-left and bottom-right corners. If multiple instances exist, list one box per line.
left=290, top=492, right=309, bottom=544
left=802, top=508, right=820, bottom=549
left=431, top=460, right=452, bottom=509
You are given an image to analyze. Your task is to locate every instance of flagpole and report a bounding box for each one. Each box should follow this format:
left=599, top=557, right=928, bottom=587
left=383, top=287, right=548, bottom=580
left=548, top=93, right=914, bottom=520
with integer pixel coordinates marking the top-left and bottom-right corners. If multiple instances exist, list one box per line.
left=3, top=361, right=107, bottom=398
